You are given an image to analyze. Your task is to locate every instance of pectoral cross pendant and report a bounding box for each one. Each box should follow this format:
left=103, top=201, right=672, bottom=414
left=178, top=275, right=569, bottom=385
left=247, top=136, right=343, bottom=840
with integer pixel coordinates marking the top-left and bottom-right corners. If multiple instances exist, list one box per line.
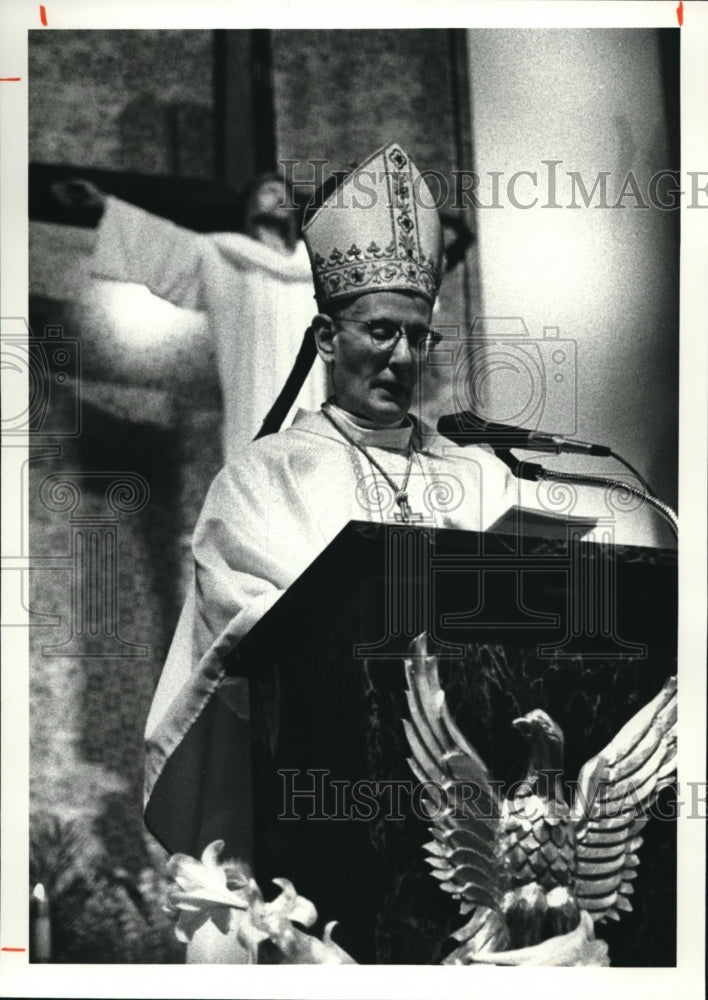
left=393, top=490, right=426, bottom=524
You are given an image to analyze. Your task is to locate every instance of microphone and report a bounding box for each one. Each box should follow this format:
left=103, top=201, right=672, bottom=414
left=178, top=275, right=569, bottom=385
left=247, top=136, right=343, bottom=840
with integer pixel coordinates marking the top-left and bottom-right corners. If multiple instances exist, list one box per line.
left=437, top=410, right=612, bottom=457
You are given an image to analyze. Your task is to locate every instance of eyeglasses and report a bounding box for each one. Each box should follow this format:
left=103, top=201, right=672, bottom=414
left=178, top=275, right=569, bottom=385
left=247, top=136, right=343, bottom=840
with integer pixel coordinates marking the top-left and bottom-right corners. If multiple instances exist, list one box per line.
left=334, top=317, right=443, bottom=354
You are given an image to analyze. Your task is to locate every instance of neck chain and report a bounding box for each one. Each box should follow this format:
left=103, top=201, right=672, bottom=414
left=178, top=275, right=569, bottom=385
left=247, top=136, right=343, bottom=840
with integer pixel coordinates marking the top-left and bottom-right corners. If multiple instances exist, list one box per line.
left=321, top=404, right=418, bottom=522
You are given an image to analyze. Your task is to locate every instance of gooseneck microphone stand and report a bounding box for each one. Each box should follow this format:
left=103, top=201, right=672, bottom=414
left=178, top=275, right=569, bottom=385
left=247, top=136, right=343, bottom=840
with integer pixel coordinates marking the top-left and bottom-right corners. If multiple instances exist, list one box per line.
left=437, top=412, right=678, bottom=542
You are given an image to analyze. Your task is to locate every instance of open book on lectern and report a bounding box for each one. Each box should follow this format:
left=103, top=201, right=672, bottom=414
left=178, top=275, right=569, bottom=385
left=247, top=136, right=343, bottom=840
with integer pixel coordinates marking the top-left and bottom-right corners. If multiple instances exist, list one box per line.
left=487, top=504, right=599, bottom=541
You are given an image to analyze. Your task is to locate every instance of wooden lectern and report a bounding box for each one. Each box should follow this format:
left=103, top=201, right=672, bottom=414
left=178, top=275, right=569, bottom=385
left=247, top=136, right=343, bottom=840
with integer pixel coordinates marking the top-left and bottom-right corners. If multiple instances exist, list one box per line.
left=228, top=520, right=677, bottom=966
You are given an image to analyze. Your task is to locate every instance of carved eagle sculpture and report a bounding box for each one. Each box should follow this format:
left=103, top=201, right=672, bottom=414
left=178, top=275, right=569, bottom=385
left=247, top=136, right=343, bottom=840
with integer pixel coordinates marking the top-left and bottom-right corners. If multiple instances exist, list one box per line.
left=402, top=635, right=677, bottom=963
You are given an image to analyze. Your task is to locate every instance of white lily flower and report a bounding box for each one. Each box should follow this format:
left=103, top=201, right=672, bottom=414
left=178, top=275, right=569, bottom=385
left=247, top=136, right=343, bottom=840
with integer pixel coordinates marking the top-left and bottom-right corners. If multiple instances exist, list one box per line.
left=164, top=840, right=251, bottom=943
left=164, top=841, right=356, bottom=963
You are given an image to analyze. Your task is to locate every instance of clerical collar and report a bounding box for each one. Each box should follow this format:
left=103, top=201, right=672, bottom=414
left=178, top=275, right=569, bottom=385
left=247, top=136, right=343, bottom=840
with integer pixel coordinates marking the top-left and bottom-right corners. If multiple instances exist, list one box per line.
left=324, top=400, right=414, bottom=451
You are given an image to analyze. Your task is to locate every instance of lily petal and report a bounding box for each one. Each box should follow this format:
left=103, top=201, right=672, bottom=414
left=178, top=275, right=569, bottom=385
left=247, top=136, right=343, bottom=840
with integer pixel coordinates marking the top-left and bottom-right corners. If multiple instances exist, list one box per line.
left=200, top=840, right=226, bottom=869
left=270, top=879, right=317, bottom=928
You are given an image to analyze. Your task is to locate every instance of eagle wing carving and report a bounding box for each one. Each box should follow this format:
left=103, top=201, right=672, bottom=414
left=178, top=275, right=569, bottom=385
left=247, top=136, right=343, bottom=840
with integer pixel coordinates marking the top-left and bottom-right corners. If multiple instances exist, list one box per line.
left=571, top=676, right=676, bottom=922
left=402, top=633, right=510, bottom=953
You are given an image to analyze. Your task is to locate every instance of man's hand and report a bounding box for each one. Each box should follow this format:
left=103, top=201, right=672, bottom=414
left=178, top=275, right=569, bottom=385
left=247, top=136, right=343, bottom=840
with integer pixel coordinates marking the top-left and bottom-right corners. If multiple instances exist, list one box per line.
left=51, top=178, right=106, bottom=216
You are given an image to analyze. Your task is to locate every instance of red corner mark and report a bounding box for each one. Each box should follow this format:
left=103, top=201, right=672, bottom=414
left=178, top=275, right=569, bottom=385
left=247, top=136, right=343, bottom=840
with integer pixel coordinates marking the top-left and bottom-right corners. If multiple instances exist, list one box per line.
left=0, top=78, right=22, bottom=82
left=676, top=0, right=684, bottom=26
left=1, top=947, right=26, bottom=952
left=40, top=5, right=48, bottom=25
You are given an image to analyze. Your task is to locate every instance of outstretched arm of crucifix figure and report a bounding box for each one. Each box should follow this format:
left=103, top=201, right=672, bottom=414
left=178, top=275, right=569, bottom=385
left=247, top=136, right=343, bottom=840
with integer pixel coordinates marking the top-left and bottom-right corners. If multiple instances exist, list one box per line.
left=53, top=178, right=207, bottom=312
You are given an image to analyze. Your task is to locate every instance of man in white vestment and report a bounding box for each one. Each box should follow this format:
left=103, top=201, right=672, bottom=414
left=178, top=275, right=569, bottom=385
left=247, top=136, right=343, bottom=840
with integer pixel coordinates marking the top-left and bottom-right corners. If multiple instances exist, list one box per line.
left=143, top=143, right=668, bottom=961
